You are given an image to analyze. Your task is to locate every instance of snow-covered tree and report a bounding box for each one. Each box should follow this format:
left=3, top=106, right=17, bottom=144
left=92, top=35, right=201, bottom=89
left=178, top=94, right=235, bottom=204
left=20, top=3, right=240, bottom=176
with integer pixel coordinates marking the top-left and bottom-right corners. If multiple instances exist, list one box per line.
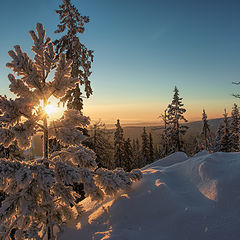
left=141, top=127, right=149, bottom=166
left=0, top=143, right=22, bottom=160
left=232, top=81, right=240, bottom=99
left=114, top=119, right=125, bottom=168
left=219, top=109, right=232, bottom=152
left=132, top=139, right=142, bottom=169
left=149, top=133, right=154, bottom=164
left=229, top=103, right=239, bottom=152
left=154, top=145, right=161, bottom=160
left=54, top=0, right=94, bottom=112
left=192, top=137, right=202, bottom=155
left=167, top=87, right=188, bottom=152
left=0, top=24, right=142, bottom=240
left=84, top=121, right=114, bottom=169
left=214, top=124, right=224, bottom=152
left=200, top=109, right=212, bottom=151
left=122, top=138, right=134, bottom=172
left=159, top=109, right=171, bottom=157
left=0, top=121, right=23, bottom=160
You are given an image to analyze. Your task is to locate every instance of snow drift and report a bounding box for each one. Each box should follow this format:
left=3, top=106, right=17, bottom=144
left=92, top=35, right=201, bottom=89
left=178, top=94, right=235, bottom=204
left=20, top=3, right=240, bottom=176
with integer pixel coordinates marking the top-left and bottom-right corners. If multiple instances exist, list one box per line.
left=60, top=151, right=240, bottom=240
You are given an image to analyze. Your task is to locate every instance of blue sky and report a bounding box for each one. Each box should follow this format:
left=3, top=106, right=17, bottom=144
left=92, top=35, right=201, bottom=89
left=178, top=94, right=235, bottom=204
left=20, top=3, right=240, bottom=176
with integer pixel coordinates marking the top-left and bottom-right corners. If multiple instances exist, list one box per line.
left=0, top=0, right=240, bottom=124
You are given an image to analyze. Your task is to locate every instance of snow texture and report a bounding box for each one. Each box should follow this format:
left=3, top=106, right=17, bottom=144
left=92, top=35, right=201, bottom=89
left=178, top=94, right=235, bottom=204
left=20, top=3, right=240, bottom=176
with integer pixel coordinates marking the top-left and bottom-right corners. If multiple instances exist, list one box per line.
left=60, top=151, right=240, bottom=240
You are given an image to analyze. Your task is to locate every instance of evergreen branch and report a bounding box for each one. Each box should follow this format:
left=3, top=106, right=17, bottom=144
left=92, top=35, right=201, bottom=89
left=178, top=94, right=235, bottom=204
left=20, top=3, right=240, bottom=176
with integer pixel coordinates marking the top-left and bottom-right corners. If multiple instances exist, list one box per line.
left=19, top=111, right=45, bottom=130
left=233, top=94, right=240, bottom=99
left=2, top=216, right=21, bottom=239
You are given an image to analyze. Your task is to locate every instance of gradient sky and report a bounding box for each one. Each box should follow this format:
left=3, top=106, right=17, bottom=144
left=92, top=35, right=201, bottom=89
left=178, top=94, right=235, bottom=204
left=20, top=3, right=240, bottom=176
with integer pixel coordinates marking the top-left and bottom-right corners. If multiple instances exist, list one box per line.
left=0, top=0, right=240, bottom=125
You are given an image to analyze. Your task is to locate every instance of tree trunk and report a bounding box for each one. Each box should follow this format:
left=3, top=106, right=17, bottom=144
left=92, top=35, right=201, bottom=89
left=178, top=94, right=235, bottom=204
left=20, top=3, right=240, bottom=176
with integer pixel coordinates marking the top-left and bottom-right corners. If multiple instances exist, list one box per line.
left=204, top=130, right=207, bottom=151
left=43, top=99, right=49, bottom=159
left=42, top=100, right=53, bottom=240
left=43, top=118, right=49, bottom=159
left=176, top=120, right=180, bottom=152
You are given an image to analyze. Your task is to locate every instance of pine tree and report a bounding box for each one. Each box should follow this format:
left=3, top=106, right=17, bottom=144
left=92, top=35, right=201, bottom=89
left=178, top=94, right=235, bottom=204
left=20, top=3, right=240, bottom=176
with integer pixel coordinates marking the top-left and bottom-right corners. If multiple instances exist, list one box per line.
left=214, top=124, right=224, bottom=152
left=154, top=145, right=162, bottom=160
left=230, top=103, right=239, bottom=152
left=132, top=139, right=136, bottom=155
left=200, top=109, right=212, bottom=151
left=54, top=0, right=94, bottom=112
left=141, top=127, right=149, bottom=166
left=114, top=119, right=125, bottom=168
left=122, top=138, right=134, bottom=172
left=232, top=81, right=240, bottom=99
left=85, top=121, right=114, bottom=169
left=149, top=133, right=154, bottom=164
left=159, top=108, right=171, bottom=157
left=0, top=122, right=23, bottom=160
left=167, top=86, right=188, bottom=152
left=0, top=24, right=142, bottom=240
left=132, top=138, right=142, bottom=168
left=193, top=137, right=202, bottom=155
left=219, top=109, right=232, bottom=152
left=0, top=143, right=23, bottom=160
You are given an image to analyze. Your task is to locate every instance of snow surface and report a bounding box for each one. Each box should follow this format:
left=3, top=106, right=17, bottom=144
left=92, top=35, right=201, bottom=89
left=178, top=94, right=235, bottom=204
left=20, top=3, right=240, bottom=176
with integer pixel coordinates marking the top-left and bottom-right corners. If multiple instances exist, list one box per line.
left=60, top=151, right=240, bottom=240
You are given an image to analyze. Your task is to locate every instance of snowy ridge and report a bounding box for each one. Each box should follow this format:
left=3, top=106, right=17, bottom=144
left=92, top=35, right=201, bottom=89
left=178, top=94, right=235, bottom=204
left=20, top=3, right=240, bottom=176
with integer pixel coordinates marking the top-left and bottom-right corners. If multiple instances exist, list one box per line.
left=61, top=152, right=240, bottom=240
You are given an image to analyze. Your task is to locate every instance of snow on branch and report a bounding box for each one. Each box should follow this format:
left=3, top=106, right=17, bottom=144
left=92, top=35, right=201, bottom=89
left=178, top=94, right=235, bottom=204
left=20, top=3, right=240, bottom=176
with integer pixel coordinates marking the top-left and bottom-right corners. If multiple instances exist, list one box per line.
left=0, top=96, right=34, bottom=126
left=6, top=45, right=42, bottom=90
left=51, top=145, right=97, bottom=169
left=0, top=158, right=82, bottom=239
left=8, top=74, right=33, bottom=99
left=52, top=53, right=79, bottom=98
left=52, top=127, right=86, bottom=146
left=232, top=81, right=240, bottom=85
left=95, top=168, right=143, bottom=196
left=60, top=109, right=90, bottom=127
left=12, top=120, right=37, bottom=150
left=0, top=128, right=15, bottom=148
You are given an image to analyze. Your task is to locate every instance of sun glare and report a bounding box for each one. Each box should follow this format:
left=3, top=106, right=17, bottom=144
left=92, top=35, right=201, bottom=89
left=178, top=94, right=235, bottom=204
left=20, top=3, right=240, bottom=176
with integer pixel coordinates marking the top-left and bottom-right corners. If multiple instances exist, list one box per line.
left=40, top=98, right=66, bottom=120
left=44, top=104, right=55, bottom=115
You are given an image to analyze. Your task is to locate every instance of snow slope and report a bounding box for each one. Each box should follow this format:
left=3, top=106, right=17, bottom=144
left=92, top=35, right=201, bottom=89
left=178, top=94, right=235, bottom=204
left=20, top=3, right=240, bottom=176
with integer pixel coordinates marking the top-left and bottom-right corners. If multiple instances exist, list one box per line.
left=60, top=151, right=240, bottom=240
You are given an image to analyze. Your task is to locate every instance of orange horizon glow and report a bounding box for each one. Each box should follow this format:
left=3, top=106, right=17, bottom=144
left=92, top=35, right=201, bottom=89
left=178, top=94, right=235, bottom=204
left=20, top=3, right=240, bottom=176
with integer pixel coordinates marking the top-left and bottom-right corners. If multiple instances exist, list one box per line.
left=42, top=96, right=237, bottom=127
left=82, top=101, right=236, bottom=127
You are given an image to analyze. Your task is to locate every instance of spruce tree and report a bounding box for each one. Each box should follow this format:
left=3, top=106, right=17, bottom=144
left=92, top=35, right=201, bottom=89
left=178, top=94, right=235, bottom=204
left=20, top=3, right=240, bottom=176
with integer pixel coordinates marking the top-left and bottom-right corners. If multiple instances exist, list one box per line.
left=200, top=109, right=211, bottom=151
left=0, top=24, right=141, bottom=239
left=54, top=0, right=94, bottom=112
left=149, top=133, right=154, bottom=164
left=114, top=119, right=125, bottom=168
left=85, top=121, right=114, bottom=169
left=154, top=145, right=160, bottom=160
left=230, top=103, right=239, bottom=152
left=132, top=138, right=142, bottom=168
left=214, top=124, right=224, bottom=152
left=160, top=108, right=171, bottom=157
left=167, top=86, right=188, bottom=152
left=141, top=127, right=149, bottom=166
left=122, top=138, right=134, bottom=172
left=193, top=137, right=202, bottom=155
left=0, top=122, right=23, bottom=160
left=232, top=81, right=240, bottom=99
left=219, top=109, right=232, bottom=152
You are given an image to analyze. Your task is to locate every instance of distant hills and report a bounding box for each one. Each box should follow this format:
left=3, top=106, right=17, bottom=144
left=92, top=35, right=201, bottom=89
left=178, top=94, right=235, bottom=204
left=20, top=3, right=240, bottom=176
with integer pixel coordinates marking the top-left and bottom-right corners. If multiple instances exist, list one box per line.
left=31, top=118, right=225, bottom=157
left=109, top=118, right=225, bottom=145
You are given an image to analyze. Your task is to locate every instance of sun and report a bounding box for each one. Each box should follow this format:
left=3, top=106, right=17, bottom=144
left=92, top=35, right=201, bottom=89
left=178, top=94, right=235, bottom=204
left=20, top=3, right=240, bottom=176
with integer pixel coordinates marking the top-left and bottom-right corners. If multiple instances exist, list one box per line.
left=41, top=97, right=65, bottom=119
left=44, top=104, right=55, bottom=115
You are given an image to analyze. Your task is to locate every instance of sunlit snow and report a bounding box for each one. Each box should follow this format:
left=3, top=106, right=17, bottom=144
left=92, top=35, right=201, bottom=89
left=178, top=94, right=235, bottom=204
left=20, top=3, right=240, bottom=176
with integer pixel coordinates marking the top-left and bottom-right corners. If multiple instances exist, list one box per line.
left=60, top=151, right=240, bottom=240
